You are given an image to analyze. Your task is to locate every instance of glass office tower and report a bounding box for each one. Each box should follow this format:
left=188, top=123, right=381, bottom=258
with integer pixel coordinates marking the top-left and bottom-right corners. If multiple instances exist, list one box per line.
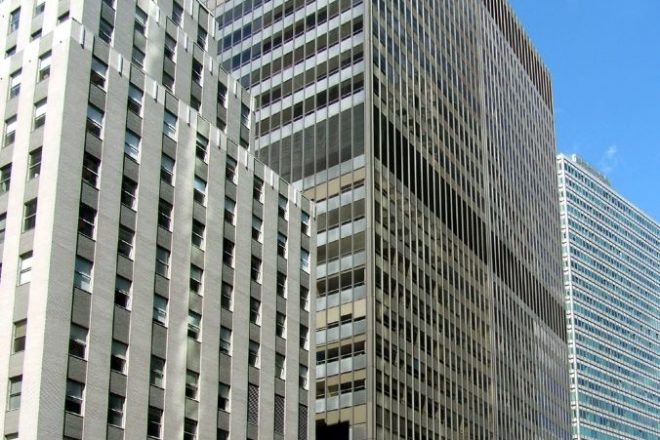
left=557, top=154, right=659, bottom=440
left=214, top=0, right=571, bottom=438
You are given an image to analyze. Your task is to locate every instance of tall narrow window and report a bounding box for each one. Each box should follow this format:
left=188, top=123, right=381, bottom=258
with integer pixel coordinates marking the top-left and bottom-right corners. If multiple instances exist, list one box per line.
left=110, top=340, right=128, bottom=373
left=124, top=130, right=141, bottom=161
left=240, top=103, right=250, bottom=126
left=275, top=354, right=286, bottom=380
left=221, top=282, right=232, bottom=310
left=191, top=220, right=204, bottom=248
left=128, top=84, right=143, bottom=115
left=12, top=320, right=26, bottom=353
left=65, top=380, right=84, bottom=414
left=158, top=199, right=173, bottom=230
left=134, top=7, right=147, bottom=35
left=250, top=298, right=261, bottom=325
left=222, top=238, right=234, bottom=267
left=18, top=252, right=32, bottom=285
left=253, top=178, right=264, bottom=203
left=74, top=256, right=93, bottom=291
left=82, top=153, right=100, bottom=188
left=193, top=176, right=206, bottom=205
left=218, top=383, right=230, bottom=412
left=224, top=197, right=236, bottom=225
left=192, top=59, right=203, bottom=85
left=301, top=211, right=311, bottom=235
left=247, top=385, right=259, bottom=425
left=277, top=233, right=287, bottom=258
left=160, top=154, right=175, bottom=184
left=189, top=265, right=203, bottom=295
left=22, top=199, right=37, bottom=231
left=9, top=70, right=21, bottom=98
left=164, top=34, right=177, bottom=61
left=276, top=312, right=286, bottom=338
left=114, top=275, right=131, bottom=308
left=278, top=195, right=288, bottom=220
left=150, top=356, right=165, bottom=387
left=184, top=418, right=197, bottom=440
left=252, top=216, right=263, bottom=242
left=300, top=249, right=310, bottom=273
left=250, top=257, right=262, bottom=283
left=196, top=26, right=207, bottom=49
left=121, top=177, right=138, bottom=209
left=0, top=213, right=5, bottom=243
left=33, top=99, right=47, bottom=129
left=299, top=365, right=309, bottom=390
left=147, top=407, right=163, bottom=438
left=276, top=272, right=287, bottom=297
left=300, top=286, right=310, bottom=311
left=86, top=104, right=104, bottom=138
left=132, top=47, right=145, bottom=68
left=155, top=246, right=170, bottom=278
left=90, top=57, right=107, bottom=89
left=99, top=17, right=113, bottom=43
left=300, top=324, right=309, bottom=350
left=153, top=294, right=168, bottom=324
left=171, top=2, right=183, bottom=25
left=27, top=147, right=42, bottom=179
left=0, top=164, right=11, bottom=193
left=7, top=376, right=21, bottom=411
left=117, top=226, right=135, bottom=259
left=78, top=203, right=96, bottom=237
left=248, top=340, right=260, bottom=368
left=195, top=133, right=208, bottom=161
left=4, top=117, right=17, bottom=146
left=8, top=8, right=20, bottom=34
left=34, top=0, right=46, bottom=16
left=107, top=393, right=125, bottom=427
left=225, top=156, right=237, bottom=183
left=38, top=52, right=51, bottom=81
left=217, top=82, right=228, bottom=107
left=219, top=326, right=232, bottom=355
left=185, top=370, right=199, bottom=399
left=163, top=111, right=177, bottom=138
left=68, top=324, right=88, bottom=358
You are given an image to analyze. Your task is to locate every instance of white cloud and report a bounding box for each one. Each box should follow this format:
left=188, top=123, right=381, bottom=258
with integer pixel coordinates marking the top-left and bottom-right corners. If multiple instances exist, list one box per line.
left=599, top=145, right=618, bottom=175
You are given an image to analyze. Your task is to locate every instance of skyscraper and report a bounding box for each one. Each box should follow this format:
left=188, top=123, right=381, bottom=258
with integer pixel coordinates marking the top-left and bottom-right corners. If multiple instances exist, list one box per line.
left=215, top=0, right=570, bottom=439
left=557, top=154, right=659, bottom=440
left=0, top=1, right=314, bottom=439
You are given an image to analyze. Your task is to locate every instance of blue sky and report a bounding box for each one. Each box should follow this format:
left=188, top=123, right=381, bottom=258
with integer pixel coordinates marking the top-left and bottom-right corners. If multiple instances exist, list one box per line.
left=508, top=0, right=660, bottom=222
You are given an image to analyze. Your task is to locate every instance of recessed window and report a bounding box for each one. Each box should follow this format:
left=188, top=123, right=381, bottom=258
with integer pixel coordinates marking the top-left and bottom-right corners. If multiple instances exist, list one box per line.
left=249, top=298, right=261, bottom=325
left=192, top=59, right=203, bottom=85
left=300, top=249, right=310, bottom=273
left=184, top=418, right=197, bottom=440
left=276, top=272, right=287, bottom=297
left=277, top=233, right=287, bottom=258
left=147, top=406, right=163, bottom=438
left=150, top=356, right=165, bottom=387
left=34, top=0, right=46, bottom=16
left=252, top=216, right=263, bottom=242
left=300, top=286, right=310, bottom=311
left=12, top=320, right=26, bottom=353
left=82, top=153, right=100, bottom=188
left=185, top=370, right=199, bottom=400
left=4, top=116, right=17, bottom=146
left=300, top=324, right=309, bottom=350
left=117, top=226, right=135, bottom=259
left=7, top=376, right=22, bottom=411
left=250, top=257, right=262, bottom=283
left=158, top=199, right=173, bottom=230
left=253, top=178, right=264, bottom=203
left=187, top=311, right=201, bottom=340
left=275, top=353, right=286, bottom=380
left=221, top=282, right=232, bottom=310
left=155, top=246, right=170, bottom=278
left=18, top=252, right=33, bottom=285
left=74, top=256, right=93, bottom=292
left=8, top=8, right=20, bottom=34
left=0, top=164, right=11, bottom=192
left=162, top=71, right=175, bottom=91
left=128, top=84, right=143, bottom=115
left=225, top=156, right=237, bottom=183
left=189, top=265, right=203, bottom=295
left=22, top=199, right=37, bottom=231
left=86, top=104, right=104, bottom=138
left=193, top=176, right=206, bottom=205
left=0, top=213, right=5, bottom=243
left=107, top=393, right=124, bottom=427
left=276, top=312, right=286, bottom=339
left=121, top=177, right=138, bottom=209
left=65, top=380, right=84, bottom=414
left=248, top=340, right=260, bottom=368
left=164, top=34, right=177, bottom=61
left=218, top=383, right=230, bottom=412
left=191, top=220, right=204, bottom=248
left=171, top=2, right=183, bottom=25
left=99, top=17, right=113, bottom=43
left=152, top=294, right=168, bottom=325
left=195, top=133, right=208, bottom=161
left=217, top=82, right=227, bottom=107
left=160, top=154, right=175, bottom=185
left=37, top=52, right=51, bottom=81
left=301, top=211, right=311, bottom=235
left=68, top=324, right=88, bottom=359
left=9, top=70, right=21, bottom=98
left=90, top=57, right=108, bottom=89
left=78, top=203, right=96, bottom=238
left=33, top=99, right=47, bottom=129
left=240, top=103, right=250, bottom=127
left=224, top=197, right=236, bottom=225
left=114, top=275, right=131, bottom=308
left=163, top=111, right=177, bottom=138
left=299, top=365, right=309, bottom=390
left=278, top=195, right=288, bottom=220
left=134, top=7, right=148, bottom=35
left=222, top=238, right=234, bottom=267
left=219, top=326, right=232, bottom=355
left=132, top=46, right=145, bottom=68
left=110, top=340, right=128, bottom=373
left=124, top=130, right=141, bottom=162
left=196, top=26, right=207, bottom=49
left=27, top=147, right=42, bottom=179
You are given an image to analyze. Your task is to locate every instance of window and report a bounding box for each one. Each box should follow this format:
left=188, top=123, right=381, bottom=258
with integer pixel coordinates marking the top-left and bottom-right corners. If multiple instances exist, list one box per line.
left=249, top=298, right=261, bottom=325
left=250, top=257, right=262, bottom=283
left=7, top=377, right=21, bottom=411
left=252, top=216, right=263, bottom=242
left=121, top=177, right=138, bottom=209
left=153, top=294, right=168, bottom=325
left=0, top=164, right=10, bottom=192
left=224, top=197, right=235, bottom=225
left=277, top=233, right=287, bottom=258
left=276, top=312, right=286, bottom=338
left=5, top=46, right=16, bottom=58
left=247, top=385, right=259, bottom=425
left=217, top=82, right=228, bottom=107
left=34, top=0, right=46, bottom=16
left=0, top=213, right=5, bottom=243
left=300, top=324, right=309, bottom=350
left=299, top=365, right=309, bottom=390
left=225, top=156, right=237, bottom=183
left=22, top=199, right=37, bottom=231
left=114, top=275, right=131, bottom=308
left=78, top=203, right=96, bottom=238
left=132, top=45, right=145, bottom=67
left=301, top=211, right=311, bottom=235
left=275, top=354, right=286, bottom=380
left=163, top=111, right=177, bottom=138
left=74, top=256, right=93, bottom=291
left=221, top=282, right=232, bottom=310
left=82, top=153, right=100, bottom=187
left=107, top=394, right=124, bottom=427
left=300, top=287, right=310, bottom=311
left=117, top=226, right=135, bottom=259
left=27, top=147, right=42, bottom=179
left=9, top=70, right=21, bottom=98
left=164, top=35, right=176, bottom=61
left=187, top=311, right=201, bottom=340
left=160, top=154, right=175, bottom=184
left=219, top=326, right=231, bottom=355
left=99, top=17, right=113, bottom=43
left=147, top=406, right=163, bottom=438
left=191, top=220, right=204, bottom=248
left=185, top=370, right=199, bottom=400
left=155, top=246, right=170, bottom=277
left=196, top=26, right=207, bottom=49
left=18, top=252, right=33, bottom=285
left=217, top=429, right=229, bottom=440
left=38, top=52, right=51, bottom=81
left=253, top=178, right=264, bottom=203
left=189, top=265, right=203, bottom=295
left=192, top=59, right=203, bottom=85
left=162, top=72, right=174, bottom=91
left=150, top=356, right=165, bottom=387
left=300, top=249, right=310, bottom=273
left=4, top=117, right=17, bottom=146
left=276, top=272, right=287, bottom=297
left=134, top=7, right=147, bottom=35
left=278, top=195, right=288, bottom=220
left=33, top=99, right=47, bottom=129
left=218, top=383, right=230, bottom=412
left=195, top=133, right=208, bottom=161
left=193, top=176, right=206, bottom=205
left=222, top=238, right=234, bottom=267
left=158, top=199, right=173, bottom=230
left=8, top=8, right=20, bottom=33
left=90, top=57, right=107, bottom=89
left=110, top=340, right=128, bottom=373
left=248, top=340, right=260, bottom=368
left=68, top=324, right=88, bottom=358
left=127, top=84, right=143, bottom=115
left=124, top=130, right=140, bottom=161
left=12, top=320, right=26, bottom=353
left=171, top=2, right=183, bottom=25
left=240, top=103, right=250, bottom=126
left=65, top=380, right=84, bottom=414
left=184, top=418, right=197, bottom=440
left=86, top=104, right=104, bottom=138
